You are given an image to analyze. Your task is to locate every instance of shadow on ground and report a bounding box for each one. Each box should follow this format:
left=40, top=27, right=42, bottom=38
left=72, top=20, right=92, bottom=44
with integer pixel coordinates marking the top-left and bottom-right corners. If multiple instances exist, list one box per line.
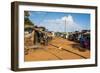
left=70, top=43, right=89, bottom=52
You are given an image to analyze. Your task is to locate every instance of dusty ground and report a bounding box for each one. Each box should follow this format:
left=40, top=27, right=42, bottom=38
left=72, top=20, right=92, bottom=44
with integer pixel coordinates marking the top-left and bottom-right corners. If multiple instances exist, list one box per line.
left=24, top=37, right=90, bottom=61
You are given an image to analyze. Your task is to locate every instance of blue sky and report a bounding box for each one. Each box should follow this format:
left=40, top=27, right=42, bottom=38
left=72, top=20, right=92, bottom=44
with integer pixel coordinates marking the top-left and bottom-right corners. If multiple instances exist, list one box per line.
left=27, top=11, right=90, bottom=32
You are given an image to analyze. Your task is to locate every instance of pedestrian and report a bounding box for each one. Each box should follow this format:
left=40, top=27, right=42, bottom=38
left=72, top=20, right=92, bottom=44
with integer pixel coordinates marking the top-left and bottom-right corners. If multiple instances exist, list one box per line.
left=79, top=34, right=85, bottom=48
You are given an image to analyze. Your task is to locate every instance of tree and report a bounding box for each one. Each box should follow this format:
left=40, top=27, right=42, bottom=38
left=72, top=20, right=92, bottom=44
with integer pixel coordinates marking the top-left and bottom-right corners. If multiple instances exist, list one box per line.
left=24, top=11, right=30, bottom=18
left=24, top=11, right=34, bottom=26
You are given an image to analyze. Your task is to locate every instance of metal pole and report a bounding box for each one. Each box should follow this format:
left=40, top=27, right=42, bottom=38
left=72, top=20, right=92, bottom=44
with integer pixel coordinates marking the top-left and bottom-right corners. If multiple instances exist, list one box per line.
left=65, top=19, right=66, bottom=33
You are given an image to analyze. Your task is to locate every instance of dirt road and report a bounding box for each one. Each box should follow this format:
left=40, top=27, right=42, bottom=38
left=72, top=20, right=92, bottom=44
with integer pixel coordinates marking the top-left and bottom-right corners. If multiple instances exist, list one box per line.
left=25, top=37, right=90, bottom=61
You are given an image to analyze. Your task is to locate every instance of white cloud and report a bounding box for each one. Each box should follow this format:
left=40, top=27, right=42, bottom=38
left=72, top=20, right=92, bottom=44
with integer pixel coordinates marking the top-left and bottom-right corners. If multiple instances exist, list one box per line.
left=38, top=15, right=85, bottom=32
left=62, top=15, right=74, bottom=23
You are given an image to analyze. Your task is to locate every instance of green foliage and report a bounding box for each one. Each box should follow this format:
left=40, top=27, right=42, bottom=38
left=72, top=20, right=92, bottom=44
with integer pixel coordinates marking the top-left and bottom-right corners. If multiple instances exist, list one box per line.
left=24, top=17, right=34, bottom=26
left=24, top=11, right=30, bottom=18
left=24, top=11, right=34, bottom=26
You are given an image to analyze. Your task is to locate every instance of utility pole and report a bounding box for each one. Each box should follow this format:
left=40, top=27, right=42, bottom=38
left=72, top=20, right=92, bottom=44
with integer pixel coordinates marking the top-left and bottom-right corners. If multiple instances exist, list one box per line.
left=65, top=18, right=66, bottom=33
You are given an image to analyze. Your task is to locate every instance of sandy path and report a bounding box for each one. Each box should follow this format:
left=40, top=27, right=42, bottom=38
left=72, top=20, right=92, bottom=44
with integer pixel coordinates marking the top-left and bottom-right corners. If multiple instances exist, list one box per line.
left=25, top=37, right=90, bottom=61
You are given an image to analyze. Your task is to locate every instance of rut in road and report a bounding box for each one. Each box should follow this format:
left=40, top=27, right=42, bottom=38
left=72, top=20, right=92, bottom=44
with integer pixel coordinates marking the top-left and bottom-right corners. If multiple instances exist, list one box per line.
left=42, top=48, right=63, bottom=60
left=49, top=44, right=87, bottom=59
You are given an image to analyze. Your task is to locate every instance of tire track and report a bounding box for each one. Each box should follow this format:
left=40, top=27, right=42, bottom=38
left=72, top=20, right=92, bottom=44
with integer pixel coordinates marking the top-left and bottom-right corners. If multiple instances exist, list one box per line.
left=49, top=44, right=87, bottom=59
left=42, top=48, right=63, bottom=60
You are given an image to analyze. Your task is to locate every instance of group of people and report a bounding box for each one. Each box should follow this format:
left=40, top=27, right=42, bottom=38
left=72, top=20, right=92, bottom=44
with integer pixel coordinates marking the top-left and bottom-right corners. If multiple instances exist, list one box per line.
left=31, top=27, right=52, bottom=46
left=34, top=30, right=48, bottom=45
left=68, top=32, right=90, bottom=49
left=79, top=33, right=90, bottom=49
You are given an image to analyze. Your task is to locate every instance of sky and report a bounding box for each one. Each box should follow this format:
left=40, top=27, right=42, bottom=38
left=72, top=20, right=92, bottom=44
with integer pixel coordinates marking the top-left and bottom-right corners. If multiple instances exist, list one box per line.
left=27, top=11, right=90, bottom=32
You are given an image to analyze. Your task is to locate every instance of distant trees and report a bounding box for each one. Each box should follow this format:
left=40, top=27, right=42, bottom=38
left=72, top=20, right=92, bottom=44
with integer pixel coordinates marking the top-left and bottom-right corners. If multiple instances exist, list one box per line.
left=24, top=11, right=34, bottom=26
left=24, top=11, right=30, bottom=18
